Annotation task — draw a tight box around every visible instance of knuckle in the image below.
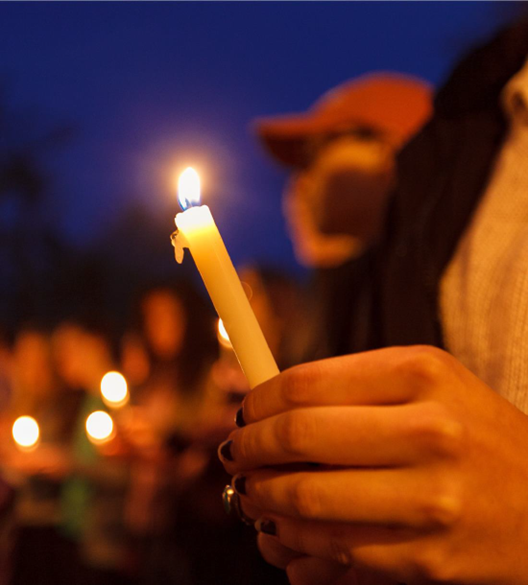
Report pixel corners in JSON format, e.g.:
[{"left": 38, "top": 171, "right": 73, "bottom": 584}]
[
  {"left": 276, "top": 410, "right": 314, "bottom": 457},
  {"left": 232, "top": 430, "right": 247, "bottom": 461},
  {"left": 243, "top": 393, "right": 257, "bottom": 422},
  {"left": 411, "top": 403, "right": 465, "bottom": 458},
  {"left": 418, "top": 483, "right": 462, "bottom": 529},
  {"left": 234, "top": 429, "right": 256, "bottom": 466},
  {"left": 394, "top": 346, "right": 449, "bottom": 387},
  {"left": 289, "top": 475, "right": 322, "bottom": 519},
  {"left": 327, "top": 534, "right": 353, "bottom": 566},
  {"left": 281, "top": 364, "right": 319, "bottom": 407},
  {"left": 410, "top": 544, "right": 452, "bottom": 584}
]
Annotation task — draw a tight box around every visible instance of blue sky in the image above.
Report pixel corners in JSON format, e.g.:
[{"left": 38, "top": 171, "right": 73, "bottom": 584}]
[{"left": 0, "top": 1, "right": 517, "bottom": 270}]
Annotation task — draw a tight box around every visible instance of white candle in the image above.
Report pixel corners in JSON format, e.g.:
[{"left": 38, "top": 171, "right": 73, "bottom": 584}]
[{"left": 172, "top": 168, "right": 279, "bottom": 389}]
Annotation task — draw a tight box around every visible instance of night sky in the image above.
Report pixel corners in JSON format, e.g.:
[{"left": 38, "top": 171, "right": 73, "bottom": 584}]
[{"left": 0, "top": 2, "right": 518, "bottom": 273}]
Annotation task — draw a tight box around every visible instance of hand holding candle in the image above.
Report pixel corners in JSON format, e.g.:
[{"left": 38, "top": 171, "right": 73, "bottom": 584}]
[{"left": 171, "top": 167, "right": 279, "bottom": 389}]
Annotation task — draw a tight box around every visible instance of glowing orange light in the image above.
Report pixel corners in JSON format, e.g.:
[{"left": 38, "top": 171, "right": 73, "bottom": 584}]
[
  {"left": 217, "top": 318, "right": 232, "bottom": 349},
  {"left": 100, "top": 371, "right": 129, "bottom": 408},
  {"left": 12, "top": 416, "right": 40, "bottom": 450},
  {"left": 86, "top": 411, "right": 115, "bottom": 444},
  {"left": 177, "top": 167, "right": 201, "bottom": 210}
]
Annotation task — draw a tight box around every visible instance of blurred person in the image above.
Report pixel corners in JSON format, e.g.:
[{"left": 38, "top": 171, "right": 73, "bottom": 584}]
[
  {"left": 10, "top": 327, "right": 57, "bottom": 424},
  {"left": 123, "top": 282, "right": 218, "bottom": 443},
  {"left": 7, "top": 327, "right": 65, "bottom": 525},
  {"left": 124, "top": 282, "right": 288, "bottom": 585},
  {"left": 220, "top": 19, "right": 528, "bottom": 585},
  {"left": 5, "top": 326, "right": 79, "bottom": 585},
  {"left": 121, "top": 283, "right": 219, "bottom": 583},
  {"left": 51, "top": 320, "right": 130, "bottom": 585},
  {"left": 256, "top": 73, "right": 432, "bottom": 264},
  {"left": 255, "top": 73, "right": 432, "bottom": 357}
]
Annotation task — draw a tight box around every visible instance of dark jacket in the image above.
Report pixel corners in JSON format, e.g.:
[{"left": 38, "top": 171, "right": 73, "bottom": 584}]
[{"left": 358, "top": 21, "right": 528, "bottom": 352}]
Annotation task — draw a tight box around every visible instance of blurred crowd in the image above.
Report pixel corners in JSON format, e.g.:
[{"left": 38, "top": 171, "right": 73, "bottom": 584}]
[{"left": 0, "top": 270, "right": 306, "bottom": 585}]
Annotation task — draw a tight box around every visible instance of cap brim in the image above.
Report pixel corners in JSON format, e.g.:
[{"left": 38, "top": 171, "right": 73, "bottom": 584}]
[
  {"left": 254, "top": 114, "right": 369, "bottom": 168},
  {"left": 254, "top": 73, "right": 433, "bottom": 168}
]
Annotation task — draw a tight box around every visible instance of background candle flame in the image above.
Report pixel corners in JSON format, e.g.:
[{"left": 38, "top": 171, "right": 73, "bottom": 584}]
[
  {"left": 86, "top": 411, "right": 115, "bottom": 444},
  {"left": 217, "top": 318, "right": 232, "bottom": 348},
  {"left": 178, "top": 167, "right": 201, "bottom": 210},
  {"left": 12, "top": 416, "right": 40, "bottom": 450},
  {"left": 100, "top": 371, "right": 129, "bottom": 408}
]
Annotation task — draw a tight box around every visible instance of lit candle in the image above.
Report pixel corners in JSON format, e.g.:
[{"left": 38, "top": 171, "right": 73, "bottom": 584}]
[
  {"left": 86, "top": 411, "right": 115, "bottom": 444},
  {"left": 12, "top": 416, "right": 40, "bottom": 451},
  {"left": 171, "top": 167, "right": 279, "bottom": 389},
  {"left": 100, "top": 371, "right": 129, "bottom": 409}
]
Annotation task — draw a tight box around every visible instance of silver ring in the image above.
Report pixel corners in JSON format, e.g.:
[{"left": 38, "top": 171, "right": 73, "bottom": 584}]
[{"left": 222, "top": 485, "right": 254, "bottom": 526}]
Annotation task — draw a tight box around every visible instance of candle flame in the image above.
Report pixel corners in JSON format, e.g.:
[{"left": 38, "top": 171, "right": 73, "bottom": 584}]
[
  {"left": 178, "top": 167, "right": 201, "bottom": 210},
  {"left": 86, "top": 411, "right": 115, "bottom": 444},
  {"left": 101, "top": 371, "right": 128, "bottom": 408},
  {"left": 12, "top": 416, "right": 40, "bottom": 450},
  {"left": 217, "top": 318, "right": 232, "bottom": 349}
]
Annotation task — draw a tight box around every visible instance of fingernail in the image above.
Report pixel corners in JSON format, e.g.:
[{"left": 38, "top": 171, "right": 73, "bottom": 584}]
[
  {"left": 255, "top": 518, "right": 276, "bottom": 536},
  {"left": 233, "top": 475, "right": 246, "bottom": 495},
  {"left": 218, "top": 440, "right": 234, "bottom": 462},
  {"left": 235, "top": 407, "right": 246, "bottom": 427}
]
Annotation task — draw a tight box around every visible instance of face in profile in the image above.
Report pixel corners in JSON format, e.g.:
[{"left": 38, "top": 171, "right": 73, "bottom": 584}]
[
  {"left": 292, "top": 133, "right": 396, "bottom": 241},
  {"left": 142, "top": 290, "right": 186, "bottom": 360}
]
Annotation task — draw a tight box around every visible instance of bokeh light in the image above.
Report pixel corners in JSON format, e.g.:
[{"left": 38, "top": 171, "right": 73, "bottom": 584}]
[
  {"left": 86, "top": 411, "right": 115, "bottom": 444},
  {"left": 100, "top": 371, "right": 129, "bottom": 408},
  {"left": 12, "top": 416, "right": 40, "bottom": 450}
]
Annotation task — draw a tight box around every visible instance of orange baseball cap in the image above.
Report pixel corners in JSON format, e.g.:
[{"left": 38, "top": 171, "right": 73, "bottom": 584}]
[{"left": 254, "top": 72, "right": 433, "bottom": 167}]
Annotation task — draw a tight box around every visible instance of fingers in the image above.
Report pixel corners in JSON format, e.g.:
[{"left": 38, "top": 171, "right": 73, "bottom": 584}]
[
  {"left": 257, "top": 536, "right": 360, "bottom": 585},
  {"left": 257, "top": 516, "right": 417, "bottom": 581},
  {"left": 237, "top": 498, "right": 262, "bottom": 524},
  {"left": 286, "top": 556, "right": 355, "bottom": 585},
  {"left": 236, "top": 467, "right": 456, "bottom": 529},
  {"left": 224, "top": 402, "right": 459, "bottom": 472},
  {"left": 242, "top": 346, "right": 453, "bottom": 424},
  {"left": 257, "top": 532, "right": 303, "bottom": 569}
]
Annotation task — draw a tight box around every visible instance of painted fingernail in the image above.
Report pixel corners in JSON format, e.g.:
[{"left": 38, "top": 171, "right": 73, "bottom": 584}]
[
  {"left": 255, "top": 518, "right": 276, "bottom": 536},
  {"left": 233, "top": 475, "right": 246, "bottom": 495},
  {"left": 218, "top": 440, "right": 234, "bottom": 462},
  {"left": 235, "top": 407, "right": 246, "bottom": 427}
]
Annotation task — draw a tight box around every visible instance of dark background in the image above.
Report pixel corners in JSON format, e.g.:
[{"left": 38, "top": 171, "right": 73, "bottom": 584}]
[{"left": 0, "top": 1, "right": 522, "bottom": 332}]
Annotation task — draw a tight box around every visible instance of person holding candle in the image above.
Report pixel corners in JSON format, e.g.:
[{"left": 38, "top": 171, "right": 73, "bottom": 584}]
[{"left": 218, "top": 18, "right": 528, "bottom": 585}]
